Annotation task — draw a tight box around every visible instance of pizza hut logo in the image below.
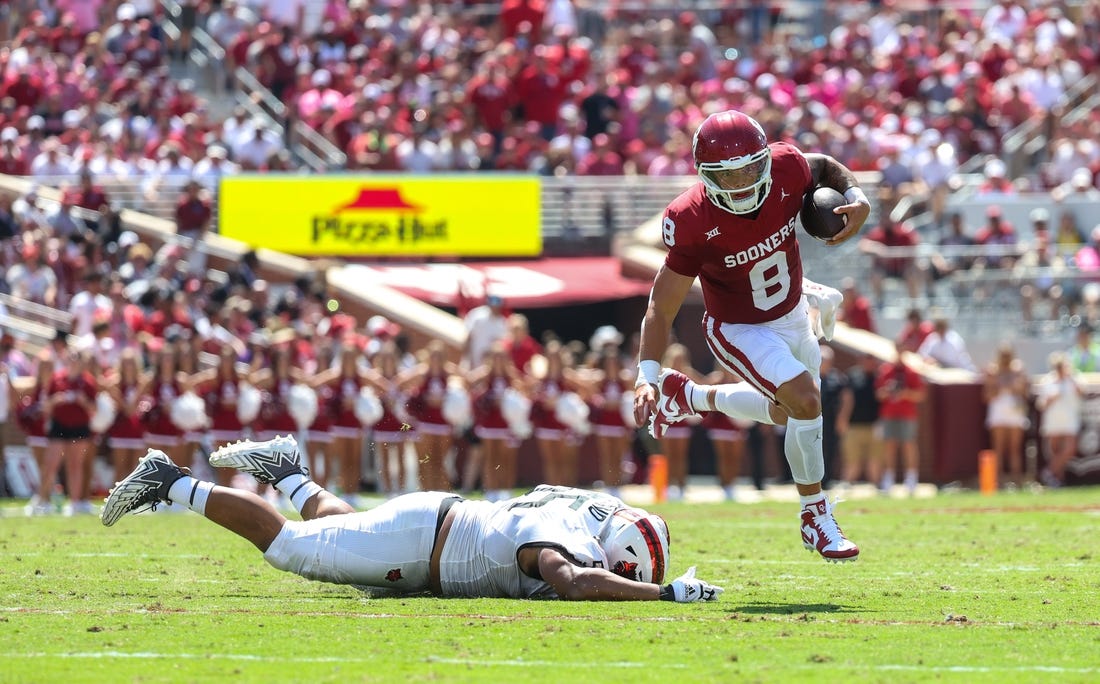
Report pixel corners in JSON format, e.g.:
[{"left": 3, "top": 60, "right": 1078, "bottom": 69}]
[
  {"left": 312, "top": 187, "right": 446, "bottom": 245},
  {"left": 385, "top": 568, "right": 403, "bottom": 582},
  {"left": 335, "top": 188, "right": 423, "bottom": 213}
]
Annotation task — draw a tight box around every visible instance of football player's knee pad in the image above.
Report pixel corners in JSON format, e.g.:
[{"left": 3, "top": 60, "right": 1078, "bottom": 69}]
[{"left": 784, "top": 416, "right": 825, "bottom": 485}]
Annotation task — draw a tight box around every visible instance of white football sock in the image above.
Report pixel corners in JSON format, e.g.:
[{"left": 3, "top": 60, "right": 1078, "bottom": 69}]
[
  {"left": 785, "top": 416, "right": 825, "bottom": 485},
  {"left": 274, "top": 473, "right": 324, "bottom": 515},
  {"left": 706, "top": 383, "right": 776, "bottom": 425},
  {"left": 689, "top": 384, "right": 713, "bottom": 411},
  {"left": 167, "top": 476, "right": 214, "bottom": 515},
  {"left": 800, "top": 492, "right": 827, "bottom": 508}
]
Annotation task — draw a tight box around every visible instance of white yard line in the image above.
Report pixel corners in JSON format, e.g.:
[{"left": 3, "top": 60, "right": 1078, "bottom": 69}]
[
  {"left": 0, "top": 652, "right": 686, "bottom": 668},
  {"left": 2, "top": 653, "right": 1095, "bottom": 674}
]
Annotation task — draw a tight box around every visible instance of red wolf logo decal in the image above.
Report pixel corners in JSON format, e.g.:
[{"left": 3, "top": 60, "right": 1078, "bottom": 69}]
[{"left": 612, "top": 560, "right": 639, "bottom": 581}]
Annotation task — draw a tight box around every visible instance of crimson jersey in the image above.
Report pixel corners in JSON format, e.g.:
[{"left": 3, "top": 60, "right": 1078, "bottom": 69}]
[
  {"left": 259, "top": 379, "right": 297, "bottom": 433},
  {"left": 662, "top": 142, "right": 813, "bottom": 324},
  {"left": 412, "top": 372, "right": 448, "bottom": 426},
  {"left": 207, "top": 375, "right": 244, "bottom": 432},
  {"left": 331, "top": 374, "right": 362, "bottom": 429},
  {"left": 532, "top": 377, "right": 566, "bottom": 430},
  {"left": 47, "top": 370, "right": 96, "bottom": 428},
  {"left": 110, "top": 378, "right": 145, "bottom": 439}
]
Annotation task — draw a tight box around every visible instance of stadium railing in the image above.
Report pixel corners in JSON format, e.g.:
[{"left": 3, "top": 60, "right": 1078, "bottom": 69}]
[{"left": 1003, "top": 73, "right": 1097, "bottom": 178}]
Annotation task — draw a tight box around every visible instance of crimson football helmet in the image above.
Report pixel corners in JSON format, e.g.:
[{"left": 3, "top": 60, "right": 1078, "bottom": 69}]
[
  {"left": 692, "top": 110, "right": 773, "bottom": 215},
  {"left": 600, "top": 507, "right": 671, "bottom": 584}
]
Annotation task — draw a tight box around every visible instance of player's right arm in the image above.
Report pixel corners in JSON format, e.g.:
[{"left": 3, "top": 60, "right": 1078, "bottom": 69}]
[
  {"left": 535, "top": 547, "right": 659, "bottom": 601},
  {"left": 534, "top": 548, "right": 723, "bottom": 602},
  {"left": 634, "top": 265, "right": 695, "bottom": 427}
]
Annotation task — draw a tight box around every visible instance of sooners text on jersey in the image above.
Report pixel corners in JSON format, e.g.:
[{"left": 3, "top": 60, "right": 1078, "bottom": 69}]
[{"left": 662, "top": 142, "right": 813, "bottom": 324}]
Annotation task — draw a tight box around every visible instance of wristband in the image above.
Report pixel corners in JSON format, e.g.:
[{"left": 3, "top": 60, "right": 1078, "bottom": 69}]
[
  {"left": 635, "top": 360, "right": 661, "bottom": 388},
  {"left": 659, "top": 584, "right": 675, "bottom": 601},
  {"left": 843, "top": 187, "right": 869, "bottom": 205}
]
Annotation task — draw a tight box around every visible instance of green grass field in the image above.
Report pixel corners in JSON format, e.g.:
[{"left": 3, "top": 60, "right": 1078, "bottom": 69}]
[{"left": 3, "top": 489, "right": 1100, "bottom": 683}]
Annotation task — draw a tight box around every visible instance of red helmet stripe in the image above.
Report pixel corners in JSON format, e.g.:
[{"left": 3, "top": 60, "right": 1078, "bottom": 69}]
[{"left": 635, "top": 517, "right": 665, "bottom": 584}]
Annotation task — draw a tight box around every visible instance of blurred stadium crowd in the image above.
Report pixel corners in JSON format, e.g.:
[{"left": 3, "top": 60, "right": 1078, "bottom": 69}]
[
  {"left": 1, "top": 0, "right": 1100, "bottom": 512},
  {"left": 0, "top": 1, "right": 1097, "bottom": 184}
]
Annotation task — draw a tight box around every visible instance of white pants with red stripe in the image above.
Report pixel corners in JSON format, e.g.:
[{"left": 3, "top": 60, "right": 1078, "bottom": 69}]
[{"left": 702, "top": 298, "right": 821, "bottom": 402}]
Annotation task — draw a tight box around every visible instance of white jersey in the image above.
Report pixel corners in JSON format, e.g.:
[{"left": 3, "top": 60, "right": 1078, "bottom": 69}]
[
  {"left": 263, "top": 487, "right": 632, "bottom": 599},
  {"left": 439, "top": 486, "right": 631, "bottom": 598}
]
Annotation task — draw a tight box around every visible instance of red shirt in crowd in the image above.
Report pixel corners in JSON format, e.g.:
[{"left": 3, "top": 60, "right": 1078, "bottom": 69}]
[
  {"left": 618, "top": 41, "right": 659, "bottom": 85},
  {"left": 875, "top": 361, "right": 924, "bottom": 421},
  {"left": 500, "top": 0, "right": 545, "bottom": 43},
  {"left": 896, "top": 320, "right": 935, "bottom": 353},
  {"left": 51, "top": 25, "right": 86, "bottom": 58},
  {"left": 176, "top": 195, "right": 213, "bottom": 233},
  {"left": 0, "top": 149, "right": 29, "bottom": 176},
  {"left": 466, "top": 74, "right": 514, "bottom": 133},
  {"left": 515, "top": 63, "right": 567, "bottom": 127},
  {"left": 48, "top": 369, "right": 96, "bottom": 429},
  {"left": 839, "top": 295, "right": 875, "bottom": 334},
  {"left": 72, "top": 183, "right": 109, "bottom": 211},
  {"left": 2, "top": 74, "right": 45, "bottom": 109},
  {"left": 863, "top": 221, "right": 919, "bottom": 277}
]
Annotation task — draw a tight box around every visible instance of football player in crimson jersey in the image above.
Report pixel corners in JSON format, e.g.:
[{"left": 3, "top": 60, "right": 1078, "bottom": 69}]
[
  {"left": 101, "top": 436, "right": 722, "bottom": 603},
  {"left": 633, "top": 110, "right": 871, "bottom": 563}
]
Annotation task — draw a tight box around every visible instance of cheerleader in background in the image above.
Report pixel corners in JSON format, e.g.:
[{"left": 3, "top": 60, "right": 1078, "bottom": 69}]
[
  {"left": 139, "top": 340, "right": 190, "bottom": 468},
  {"left": 583, "top": 346, "right": 635, "bottom": 496},
  {"left": 531, "top": 340, "right": 580, "bottom": 487},
  {"left": 193, "top": 345, "right": 248, "bottom": 486},
  {"left": 701, "top": 367, "right": 750, "bottom": 501},
  {"left": 468, "top": 342, "right": 528, "bottom": 501},
  {"left": 400, "top": 340, "right": 461, "bottom": 492},
  {"left": 43, "top": 350, "right": 97, "bottom": 515},
  {"left": 659, "top": 343, "right": 704, "bottom": 501},
  {"left": 315, "top": 344, "right": 368, "bottom": 504},
  {"left": 304, "top": 341, "right": 336, "bottom": 487},
  {"left": 81, "top": 345, "right": 111, "bottom": 504},
  {"left": 252, "top": 345, "right": 301, "bottom": 442},
  {"left": 364, "top": 342, "right": 412, "bottom": 497},
  {"left": 104, "top": 349, "right": 147, "bottom": 487},
  {"left": 176, "top": 335, "right": 206, "bottom": 468},
  {"left": 20, "top": 353, "right": 54, "bottom": 515}
]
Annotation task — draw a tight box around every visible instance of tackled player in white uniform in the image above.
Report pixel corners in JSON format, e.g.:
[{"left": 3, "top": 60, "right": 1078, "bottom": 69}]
[{"left": 101, "top": 436, "right": 721, "bottom": 603}]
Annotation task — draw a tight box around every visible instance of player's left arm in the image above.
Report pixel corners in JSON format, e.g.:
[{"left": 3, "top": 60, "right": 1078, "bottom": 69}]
[{"left": 804, "top": 152, "right": 871, "bottom": 246}]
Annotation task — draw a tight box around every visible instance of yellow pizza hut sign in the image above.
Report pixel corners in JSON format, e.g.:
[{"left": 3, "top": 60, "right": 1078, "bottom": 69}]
[{"left": 219, "top": 176, "right": 542, "bottom": 257}]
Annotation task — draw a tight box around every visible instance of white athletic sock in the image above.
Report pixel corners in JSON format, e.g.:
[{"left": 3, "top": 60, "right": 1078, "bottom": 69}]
[
  {"left": 167, "top": 476, "right": 214, "bottom": 515},
  {"left": 800, "top": 492, "right": 826, "bottom": 509},
  {"left": 273, "top": 473, "right": 324, "bottom": 515},
  {"left": 784, "top": 416, "right": 825, "bottom": 485},
  {"left": 689, "top": 384, "right": 714, "bottom": 411},
  {"left": 710, "top": 383, "right": 776, "bottom": 425}
]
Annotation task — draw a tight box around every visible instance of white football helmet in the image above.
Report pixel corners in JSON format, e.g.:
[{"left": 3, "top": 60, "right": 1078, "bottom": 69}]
[
  {"left": 692, "top": 110, "right": 773, "bottom": 215},
  {"left": 599, "top": 507, "right": 671, "bottom": 584}
]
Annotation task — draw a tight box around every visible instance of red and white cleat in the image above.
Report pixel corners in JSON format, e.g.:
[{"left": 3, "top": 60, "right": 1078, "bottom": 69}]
[
  {"left": 649, "top": 368, "right": 698, "bottom": 440},
  {"left": 800, "top": 497, "right": 859, "bottom": 562}
]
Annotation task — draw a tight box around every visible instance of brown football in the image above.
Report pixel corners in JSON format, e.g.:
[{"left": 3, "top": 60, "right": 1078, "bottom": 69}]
[{"left": 800, "top": 187, "right": 848, "bottom": 241}]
